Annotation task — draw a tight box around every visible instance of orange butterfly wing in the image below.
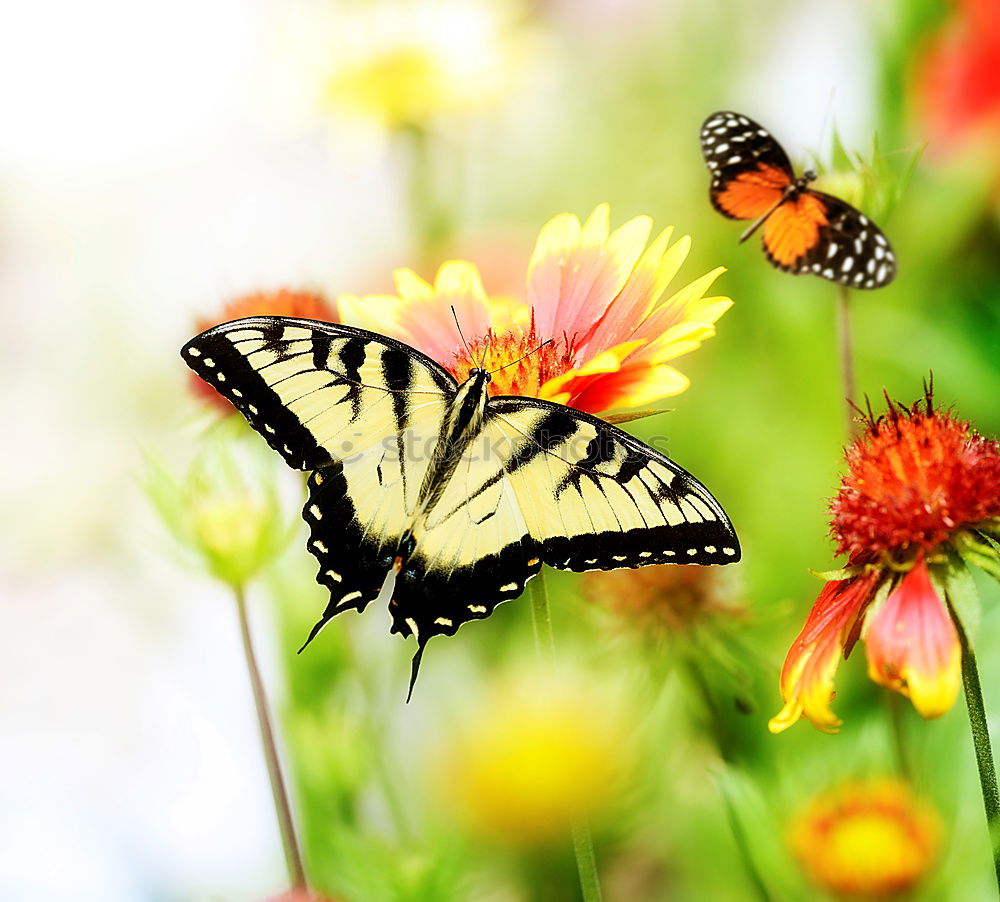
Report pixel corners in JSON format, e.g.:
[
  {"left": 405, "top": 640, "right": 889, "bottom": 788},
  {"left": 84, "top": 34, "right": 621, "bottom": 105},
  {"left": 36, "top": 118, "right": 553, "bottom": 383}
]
[
  {"left": 713, "top": 163, "right": 792, "bottom": 220},
  {"left": 761, "top": 192, "right": 830, "bottom": 268}
]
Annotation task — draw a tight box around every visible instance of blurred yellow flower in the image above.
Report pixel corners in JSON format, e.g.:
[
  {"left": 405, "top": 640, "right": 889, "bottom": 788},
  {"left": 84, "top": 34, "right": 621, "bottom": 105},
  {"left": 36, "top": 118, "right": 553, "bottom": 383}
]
[
  {"left": 145, "top": 435, "right": 290, "bottom": 588},
  {"left": 789, "top": 778, "right": 941, "bottom": 899},
  {"left": 340, "top": 205, "right": 731, "bottom": 413},
  {"left": 434, "top": 675, "right": 627, "bottom": 844},
  {"left": 318, "top": 0, "right": 532, "bottom": 130}
]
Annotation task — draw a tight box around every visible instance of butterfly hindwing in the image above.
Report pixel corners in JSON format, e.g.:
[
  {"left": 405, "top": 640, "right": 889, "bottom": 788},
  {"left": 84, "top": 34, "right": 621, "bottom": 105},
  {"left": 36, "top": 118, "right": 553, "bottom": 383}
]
[
  {"left": 701, "top": 111, "right": 794, "bottom": 220},
  {"left": 765, "top": 191, "right": 897, "bottom": 289}
]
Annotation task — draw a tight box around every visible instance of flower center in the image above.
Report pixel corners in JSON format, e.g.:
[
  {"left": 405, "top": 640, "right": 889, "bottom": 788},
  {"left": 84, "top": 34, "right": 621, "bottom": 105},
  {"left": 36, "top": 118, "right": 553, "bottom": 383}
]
[{"left": 447, "top": 325, "right": 578, "bottom": 398}]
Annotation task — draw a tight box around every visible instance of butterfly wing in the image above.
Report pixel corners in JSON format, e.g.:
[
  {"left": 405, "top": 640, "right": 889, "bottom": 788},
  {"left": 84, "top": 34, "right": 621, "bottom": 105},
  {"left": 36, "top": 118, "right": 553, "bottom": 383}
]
[
  {"left": 385, "top": 396, "right": 740, "bottom": 647},
  {"left": 761, "top": 191, "right": 897, "bottom": 289},
  {"left": 701, "top": 111, "right": 795, "bottom": 220},
  {"left": 182, "top": 316, "right": 458, "bottom": 635}
]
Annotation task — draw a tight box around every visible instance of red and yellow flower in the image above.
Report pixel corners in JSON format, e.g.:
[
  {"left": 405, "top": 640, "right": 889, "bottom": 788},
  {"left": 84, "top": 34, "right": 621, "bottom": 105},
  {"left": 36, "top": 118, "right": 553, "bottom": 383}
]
[
  {"left": 771, "top": 387, "right": 1000, "bottom": 733},
  {"left": 339, "top": 204, "right": 731, "bottom": 413},
  {"left": 789, "top": 778, "right": 941, "bottom": 899}
]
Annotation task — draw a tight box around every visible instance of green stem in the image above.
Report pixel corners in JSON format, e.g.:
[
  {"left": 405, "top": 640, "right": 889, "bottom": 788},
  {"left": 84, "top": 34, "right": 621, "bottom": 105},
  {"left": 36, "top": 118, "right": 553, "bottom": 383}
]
[
  {"left": 957, "top": 620, "right": 1000, "bottom": 891},
  {"left": 886, "top": 690, "right": 914, "bottom": 781},
  {"left": 836, "top": 284, "right": 856, "bottom": 437},
  {"left": 340, "top": 620, "right": 413, "bottom": 840},
  {"left": 528, "top": 574, "right": 604, "bottom": 902},
  {"left": 718, "top": 777, "right": 775, "bottom": 902},
  {"left": 235, "top": 584, "right": 307, "bottom": 891},
  {"left": 685, "top": 658, "right": 773, "bottom": 902}
]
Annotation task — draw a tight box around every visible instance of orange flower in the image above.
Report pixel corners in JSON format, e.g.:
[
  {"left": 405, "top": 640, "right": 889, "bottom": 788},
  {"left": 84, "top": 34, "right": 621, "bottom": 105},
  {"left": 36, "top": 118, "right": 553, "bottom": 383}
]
[
  {"left": 771, "top": 387, "right": 1000, "bottom": 733},
  {"left": 584, "top": 564, "right": 742, "bottom": 633},
  {"left": 190, "top": 289, "right": 335, "bottom": 413},
  {"left": 339, "top": 205, "right": 731, "bottom": 414},
  {"left": 789, "top": 778, "right": 941, "bottom": 899}
]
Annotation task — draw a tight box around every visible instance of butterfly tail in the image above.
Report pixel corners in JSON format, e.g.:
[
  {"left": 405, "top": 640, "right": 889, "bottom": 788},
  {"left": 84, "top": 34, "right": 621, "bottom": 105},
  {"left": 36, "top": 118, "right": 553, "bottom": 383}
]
[{"left": 406, "top": 639, "right": 428, "bottom": 704}]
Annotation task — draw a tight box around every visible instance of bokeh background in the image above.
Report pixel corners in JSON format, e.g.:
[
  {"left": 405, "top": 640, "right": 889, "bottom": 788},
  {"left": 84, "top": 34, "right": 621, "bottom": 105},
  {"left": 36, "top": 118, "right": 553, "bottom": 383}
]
[{"left": 2, "top": 0, "right": 999, "bottom": 899}]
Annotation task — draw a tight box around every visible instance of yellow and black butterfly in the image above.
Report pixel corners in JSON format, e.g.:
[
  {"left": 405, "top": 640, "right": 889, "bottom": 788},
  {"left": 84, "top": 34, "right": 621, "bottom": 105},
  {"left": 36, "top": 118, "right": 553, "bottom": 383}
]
[
  {"left": 701, "top": 111, "right": 897, "bottom": 289},
  {"left": 183, "top": 317, "right": 741, "bottom": 694}
]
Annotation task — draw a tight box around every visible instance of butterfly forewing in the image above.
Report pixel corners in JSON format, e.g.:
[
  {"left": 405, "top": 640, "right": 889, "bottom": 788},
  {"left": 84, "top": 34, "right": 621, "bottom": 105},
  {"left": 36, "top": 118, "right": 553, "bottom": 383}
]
[
  {"left": 383, "top": 397, "right": 741, "bottom": 646},
  {"left": 183, "top": 317, "right": 456, "bottom": 470},
  {"left": 701, "top": 111, "right": 794, "bottom": 220}
]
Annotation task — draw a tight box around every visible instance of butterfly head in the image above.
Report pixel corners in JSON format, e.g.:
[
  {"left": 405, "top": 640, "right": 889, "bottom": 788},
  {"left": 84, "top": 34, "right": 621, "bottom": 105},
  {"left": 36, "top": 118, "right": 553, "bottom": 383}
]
[{"left": 468, "top": 366, "right": 492, "bottom": 384}]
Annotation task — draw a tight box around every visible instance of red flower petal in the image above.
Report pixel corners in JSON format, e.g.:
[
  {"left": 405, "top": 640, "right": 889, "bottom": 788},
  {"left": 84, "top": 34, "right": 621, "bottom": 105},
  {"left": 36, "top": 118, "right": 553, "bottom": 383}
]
[{"left": 864, "top": 557, "right": 961, "bottom": 719}]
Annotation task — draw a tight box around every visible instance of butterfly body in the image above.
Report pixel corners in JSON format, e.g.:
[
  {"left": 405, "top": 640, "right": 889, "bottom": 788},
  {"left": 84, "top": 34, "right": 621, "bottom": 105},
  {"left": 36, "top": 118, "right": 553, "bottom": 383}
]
[
  {"left": 701, "top": 111, "right": 897, "bottom": 289},
  {"left": 183, "top": 317, "right": 740, "bottom": 691}
]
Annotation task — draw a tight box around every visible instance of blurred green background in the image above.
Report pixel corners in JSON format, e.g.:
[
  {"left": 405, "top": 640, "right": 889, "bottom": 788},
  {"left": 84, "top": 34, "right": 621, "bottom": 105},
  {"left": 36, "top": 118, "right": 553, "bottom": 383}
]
[{"left": 2, "top": 0, "right": 999, "bottom": 900}]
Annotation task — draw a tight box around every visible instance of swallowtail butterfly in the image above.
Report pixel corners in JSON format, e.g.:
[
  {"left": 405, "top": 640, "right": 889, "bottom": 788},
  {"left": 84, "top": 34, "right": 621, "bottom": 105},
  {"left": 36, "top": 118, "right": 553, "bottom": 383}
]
[{"left": 183, "top": 317, "right": 741, "bottom": 695}]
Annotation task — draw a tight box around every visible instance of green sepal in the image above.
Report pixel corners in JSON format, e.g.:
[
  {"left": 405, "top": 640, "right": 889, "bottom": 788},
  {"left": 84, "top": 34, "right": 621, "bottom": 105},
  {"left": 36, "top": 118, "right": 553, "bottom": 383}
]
[
  {"left": 955, "top": 530, "right": 1000, "bottom": 584},
  {"left": 808, "top": 564, "right": 868, "bottom": 582},
  {"left": 929, "top": 548, "right": 981, "bottom": 639}
]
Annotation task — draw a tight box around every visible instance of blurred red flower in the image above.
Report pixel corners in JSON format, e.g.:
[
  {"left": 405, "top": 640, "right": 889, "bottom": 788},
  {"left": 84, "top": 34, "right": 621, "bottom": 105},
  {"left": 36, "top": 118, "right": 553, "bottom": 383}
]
[
  {"left": 915, "top": 0, "right": 1000, "bottom": 156},
  {"left": 189, "top": 289, "right": 336, "bottom": 414}
]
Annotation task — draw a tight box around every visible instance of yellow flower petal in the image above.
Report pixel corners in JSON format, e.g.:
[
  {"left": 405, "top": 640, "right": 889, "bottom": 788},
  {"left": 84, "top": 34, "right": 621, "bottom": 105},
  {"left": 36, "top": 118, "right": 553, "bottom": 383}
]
[
  {"left": 394, "top": 267, "right": 434, "bottom": 300},
  {"left": 608, "top": 365, "right": 690, "bottom": 408},
  {"left": 337, "top": 292, "right": 405, "bottom": 333}
]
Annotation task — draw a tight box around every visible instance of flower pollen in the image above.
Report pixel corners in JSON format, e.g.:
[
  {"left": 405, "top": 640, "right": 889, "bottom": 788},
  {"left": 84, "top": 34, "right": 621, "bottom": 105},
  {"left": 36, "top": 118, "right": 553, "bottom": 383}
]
[
  {"left": 447, "top": 320, "right": 577, "bottom": 398},
  {"left": 832, "top": 390, "right": 1000, "bottom": 560}
]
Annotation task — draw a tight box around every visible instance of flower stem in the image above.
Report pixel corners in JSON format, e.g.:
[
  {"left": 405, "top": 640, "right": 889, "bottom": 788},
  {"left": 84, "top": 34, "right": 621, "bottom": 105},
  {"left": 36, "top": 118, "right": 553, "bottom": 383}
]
[
  {"left": 685, "top": 659, "right": 773, "bottom": 902},
  {"left": 836, "top": 284, "right": 856, "bottom": 437},
  {"left": 235, "top": 584, "right": 307, "bottom": 891},
  {"left": 957, "top": 619, "right": 1000, "bottom": 890},
  {"left": 886, "top": 690, "right": 914, "bottom": 781},
  {"left": 528, "top": 574, "right": 604, "bottom": 902}
]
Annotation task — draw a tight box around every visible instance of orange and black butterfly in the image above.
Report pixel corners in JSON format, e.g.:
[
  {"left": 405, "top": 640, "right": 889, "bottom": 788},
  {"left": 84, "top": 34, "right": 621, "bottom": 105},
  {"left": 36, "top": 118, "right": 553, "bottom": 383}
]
[{"left": 700, "top": 111, "right": 896, "bottom": 289}]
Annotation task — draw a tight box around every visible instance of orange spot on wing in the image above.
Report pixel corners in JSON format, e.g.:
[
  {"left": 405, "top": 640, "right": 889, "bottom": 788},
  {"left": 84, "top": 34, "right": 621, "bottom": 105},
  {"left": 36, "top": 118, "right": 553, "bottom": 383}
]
[
  {"left": 762, "top": 193, "right": 829, "bottom": 267},
  {"left": 714, "top": 163, "right": 790, "bottom": 219}
]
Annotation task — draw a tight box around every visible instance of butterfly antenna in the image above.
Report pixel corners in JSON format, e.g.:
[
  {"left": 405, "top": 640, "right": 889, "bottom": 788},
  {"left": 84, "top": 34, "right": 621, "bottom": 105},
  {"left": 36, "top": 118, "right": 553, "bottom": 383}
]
[
  {"left": 406, "top": 641, "right": 427, "bottom": 703},
  {"left": 488, "top": 338, "right": 552, "bottom": 375},
  {"left": 479, "top": 330, "right": 493, "bottom": 370},
  {"left": 451, "top": 305, "right": 473, "bottom": 360}
]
